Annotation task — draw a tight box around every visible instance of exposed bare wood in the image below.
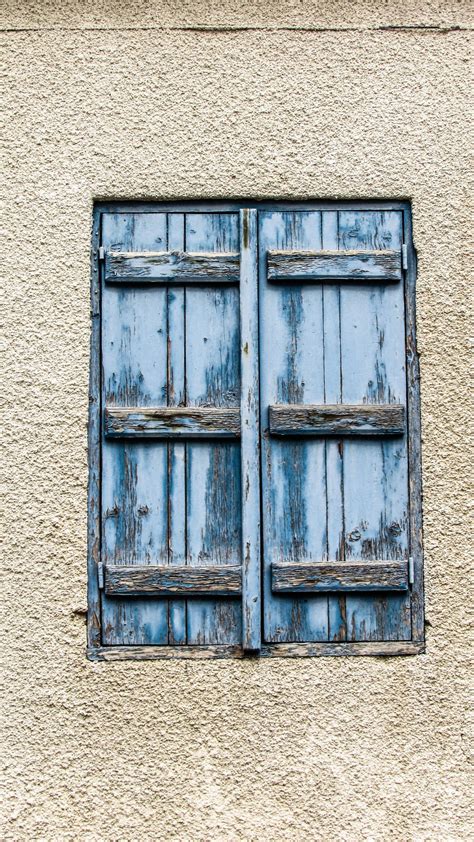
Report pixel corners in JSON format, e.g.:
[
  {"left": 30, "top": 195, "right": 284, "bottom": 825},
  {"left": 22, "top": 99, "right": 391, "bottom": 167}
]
[
  {"left": 105, "top": 564, "right": 242, "bottom": 596},
  {"left": 183, "top": 212, "right": 242, "bottom": 646},
  {"left": 269, "top": 403, "right": 405, "bottom": 436},
  {"left": 105, "top": 406, "right": 241, "bottom": 438},
  {"left": 403, "top": 209, "right": 425, "bottom": 645},
  {"left": 105, "top": 250, "right": 240, "bottom": 284},
  {"left": 240, "top": 209, "right": 261, "bottom": 650},
  {"left": 267, "top": 248, "right": 402, "bottom": 282},
  {"left": 272, "top": 560, "right": 408, "bottom": 592},
  {"left": 260, "top": 640, "right": 423, "bottom": 658},
  {"left": 88, "top": 640, "right": 424, "bottom": 661}
]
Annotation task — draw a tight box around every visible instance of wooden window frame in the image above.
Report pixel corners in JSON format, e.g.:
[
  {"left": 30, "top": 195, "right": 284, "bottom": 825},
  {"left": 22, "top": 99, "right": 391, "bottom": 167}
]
[{"left": 87, "top": 200, "right": 424, "bottom": 661}]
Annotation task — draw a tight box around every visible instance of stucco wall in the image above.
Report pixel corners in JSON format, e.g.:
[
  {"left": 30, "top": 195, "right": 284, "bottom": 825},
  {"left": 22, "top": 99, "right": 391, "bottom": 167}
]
[{"left": 2, "top": 2, "right": 472, "bottom": 839}]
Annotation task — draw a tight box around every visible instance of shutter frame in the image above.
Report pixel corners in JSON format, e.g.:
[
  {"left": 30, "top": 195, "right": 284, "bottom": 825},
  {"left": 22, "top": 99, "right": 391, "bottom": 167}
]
[{"left": 88, "top": 201, "right": 424, "bottom": 660}]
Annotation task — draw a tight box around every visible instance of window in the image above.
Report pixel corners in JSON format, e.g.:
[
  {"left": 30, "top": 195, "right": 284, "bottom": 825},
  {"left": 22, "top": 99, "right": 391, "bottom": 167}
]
[{"left": 88, "top": 202, "right": 423, "bottom": 660}]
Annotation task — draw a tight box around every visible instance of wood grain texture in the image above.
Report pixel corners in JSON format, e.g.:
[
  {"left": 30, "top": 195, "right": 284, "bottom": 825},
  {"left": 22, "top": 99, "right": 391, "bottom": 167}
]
[
  {"left": 269, "top": 403, "right": 405, "bottom": 436},
  {"left": 105, "top": 564, "right": 242, "bottom": 596},
  {"left": 105, "top": 249, "right": 239, "bottom": 284},
  {"left": 88, "top": 640, "right": 423, "bottom": 662},
  {"left": 167, "top": 213, "right": 187, "bottom": 644},
  {"left": 184, "top": 212, "right": 242, "bottom": 645},
  {"left": 259, "top": 208, "right": 412, "bottom": 645},
  {"left": 98, "top": 201, "right": 411, "bottom": 214},
  {"left": 338, "top": 210, "right": 411, "bottom": 642},
  {"left": 240, "top": 209, "right": 261, "bottom": 650},
  {"left": 272, "top": 560, "right": 408, "bottom": 592},
  {"left": 259, "top": 210, "right": 329, "bottom": 643},
  {"left": 267, "top": 248, "right": 402, "bottom": 282},
  {"left": 101, "top": 212, "right": 170, "bottom": 645},
  {"left": 403, "top": 208, "right": 425, "bottom": 645},
  {"left": 321, "top": 211, "right": 347, "bottom": 641},
  {"left": 105, "top": 406, "right": 241, "bottom": 438}
]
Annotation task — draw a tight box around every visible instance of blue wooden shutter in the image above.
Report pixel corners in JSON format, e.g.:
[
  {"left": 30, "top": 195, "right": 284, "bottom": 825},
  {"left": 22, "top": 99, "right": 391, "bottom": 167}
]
[
  {"left": 93, "top": 203, "right": 418, "bottom": 654},
  {"left": 99, "top": 210, "right": 260, "bottom": 648},
  {"left": 259, "top": 209, "right": 411, "bottom": 643}
]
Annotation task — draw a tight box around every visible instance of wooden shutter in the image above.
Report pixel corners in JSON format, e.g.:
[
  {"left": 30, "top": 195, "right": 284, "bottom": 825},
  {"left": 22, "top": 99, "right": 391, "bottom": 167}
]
[
  {"left": 89, "top": 202, "right": 422, "bottom": 658},
  {"left": 259, "top": 209, "right": 411, "bottom": 643},
  {"left": 99, "top": 210, "right": 260, "bottom": 648}
]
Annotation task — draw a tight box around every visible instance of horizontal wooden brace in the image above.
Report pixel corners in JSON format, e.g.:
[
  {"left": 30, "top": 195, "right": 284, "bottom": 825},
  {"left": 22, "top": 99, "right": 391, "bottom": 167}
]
[
  {"left": 105, "top": 407, "right": 241, "bottom": 439},
  {"left": 105, "top": 250, "right": 240, "bottom": 284},
  {"left": 105, "top": 564, "right": 242, "bottom": 596},
  {"left": 267, "top": 249, "right": 402, "bottom": 282},
  {"left": 88, "top": 640, "right": 424, "bottom": 662},
  {"left": 271, "top": 561, "right": 408, "bottom": 593},
  {"left": 268, "top": 404, "right": 405, "bottom": 436}
]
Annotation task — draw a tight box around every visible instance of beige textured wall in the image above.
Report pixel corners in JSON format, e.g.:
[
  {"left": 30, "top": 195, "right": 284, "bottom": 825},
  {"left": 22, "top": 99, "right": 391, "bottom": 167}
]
[{"left": 2, "top": 2, "right": 473, "bottom": 839}]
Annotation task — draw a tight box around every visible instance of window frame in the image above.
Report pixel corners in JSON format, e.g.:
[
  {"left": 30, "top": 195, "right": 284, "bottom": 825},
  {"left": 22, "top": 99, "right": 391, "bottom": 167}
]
[{"left": 87, "top": 200, "right": 424, "bottom": 661}]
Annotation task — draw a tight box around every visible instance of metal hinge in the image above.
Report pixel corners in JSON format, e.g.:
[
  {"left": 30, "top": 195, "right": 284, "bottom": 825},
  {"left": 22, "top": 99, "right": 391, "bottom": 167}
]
[
  {"left": 98, "top": 246, "right": 106, "bottom": 261},
  {"left": 402, "top": 244, "right": 408, "bottom": 271},
  {"left": 97, "top": 562, "right": 105, "bottom": 589},
  {"left": 408, "top": 556, "right": 415, "bottom": 586}
]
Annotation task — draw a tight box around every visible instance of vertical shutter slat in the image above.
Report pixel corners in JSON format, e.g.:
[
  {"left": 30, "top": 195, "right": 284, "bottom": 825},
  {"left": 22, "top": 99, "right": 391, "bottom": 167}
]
[
  {"left": 338, "top": 210, "right": 411, "bottom": 642},
  {"left": 167, "top": 212, "right": 187, "bottom": 645},
  {"left": 184, "top": 213, "right": 242, "bottom": 645},
  {"left": 321, "top": 210, "right": 346, "bottom": 642},
  {"left": 259, "top": 210, "right": 329, "bottom": 643},
  {"left": 101, "top": 212, "right": 170, "bottom": 645},
  {"left": 240, "top": 209, "right": 261, "bottom": 651}
]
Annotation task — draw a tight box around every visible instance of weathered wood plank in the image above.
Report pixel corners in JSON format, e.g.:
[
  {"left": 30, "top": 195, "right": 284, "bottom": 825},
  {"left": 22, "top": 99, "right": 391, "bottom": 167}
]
[
  {"left": 338, "top": 210, "right": 411, "bottom": 642},
  {"left": 97, "top": 200, "right": 411, "bottom": 215},
  {"left": 167, "top": 213, "right": 187, "bottom": 644},
  {"left": 403, "top": 208, "right": 425, "bottom": 645},
  {"left": 240, "top": 209, "right": 261, "bottom": 650},
  {"left": 105, "top": 564, "right": 242, "bottom": 596},
  {"left": 105, "top": 250, "right": 240, "bottom": 284},
  {"left": 259, "top": 210, "right": 329, "bottom": 644},
  {"left": 105, "top": 406, "right": 241, "bottom": 438},
  {"left": 269, "top": 403, "right": 405, "bottom": 436},
  {"left": 321, "top": 211, "right": 347, "bottom": 641},
  {"left": 184, "top": 213, "right": 242, "bottom": 645},
  {"left": 89, "top": 644, "right": 244, "bottom": 661},
  {"left": 267, "top": 248, "right": 402, "bottom": 282},
  {"left": 88, "top": 640, "right": 423, "bottom": 662},
  {"left": 101, "top": 212, "right": 169, "bottom": 645},
  {"left": 272, "top": 560, "right": 408, "bottom": 592}
]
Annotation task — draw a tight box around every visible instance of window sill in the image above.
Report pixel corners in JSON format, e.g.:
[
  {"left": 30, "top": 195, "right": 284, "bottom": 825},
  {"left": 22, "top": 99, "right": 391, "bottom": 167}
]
[{"left": 87, "top": 640, "right": 424, "bottom": 662}]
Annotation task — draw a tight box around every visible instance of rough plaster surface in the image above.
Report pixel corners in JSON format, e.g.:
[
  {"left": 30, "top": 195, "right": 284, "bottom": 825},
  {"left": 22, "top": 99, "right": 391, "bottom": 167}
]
[
  {"left": 2, "top": 1, "right": 473, "bottom": 30},
  {"left": 2, "top": 1, "right": 473, "bottom": 839}
]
